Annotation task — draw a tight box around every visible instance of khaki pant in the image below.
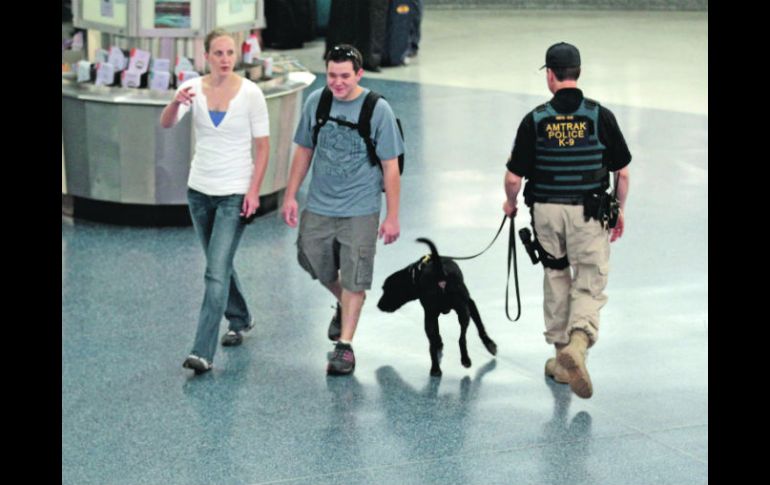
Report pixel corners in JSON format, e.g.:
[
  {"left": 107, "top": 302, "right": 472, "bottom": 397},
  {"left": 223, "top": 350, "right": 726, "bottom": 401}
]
[{"left": 533, "top": 203, "right": 610, "bottom": 347}]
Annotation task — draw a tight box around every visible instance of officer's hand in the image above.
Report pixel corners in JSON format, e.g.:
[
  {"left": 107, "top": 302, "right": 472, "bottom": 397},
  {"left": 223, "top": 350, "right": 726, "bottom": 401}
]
[
  {"left": 503, "top": 200, "right": 518, "bottom": 217},
  {"left": 610, "top": 209, "right": 625, "bottom": 242}
]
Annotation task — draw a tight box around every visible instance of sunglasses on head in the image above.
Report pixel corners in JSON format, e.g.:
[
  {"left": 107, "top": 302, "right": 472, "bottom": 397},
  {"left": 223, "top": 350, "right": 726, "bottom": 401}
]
[{"left": 328, "top": 45, "right": 360, "bottom": 62}]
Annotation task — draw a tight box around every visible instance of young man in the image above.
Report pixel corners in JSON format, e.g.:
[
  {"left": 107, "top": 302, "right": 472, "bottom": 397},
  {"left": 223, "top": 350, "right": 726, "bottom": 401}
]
[
  {"left": 503, "top": 42, "right": 631, "bottom": 398},
  {"left": 281, "top": 44, "right": 404, "bottom": 375}
]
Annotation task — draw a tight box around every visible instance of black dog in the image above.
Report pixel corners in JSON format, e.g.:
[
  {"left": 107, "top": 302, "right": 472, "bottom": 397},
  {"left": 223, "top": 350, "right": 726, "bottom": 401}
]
[{"left": 377, "top": 238, "right": 498, "bottom": 376}]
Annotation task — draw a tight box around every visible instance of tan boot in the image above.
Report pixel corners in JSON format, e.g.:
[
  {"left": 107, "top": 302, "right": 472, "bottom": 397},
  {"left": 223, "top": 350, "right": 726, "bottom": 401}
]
[
  {"left": 557, "top": 330, "right": 593, "bottom": 398},
  {"left": 545, "top": 357, "right": 570, "bottom": 384}
]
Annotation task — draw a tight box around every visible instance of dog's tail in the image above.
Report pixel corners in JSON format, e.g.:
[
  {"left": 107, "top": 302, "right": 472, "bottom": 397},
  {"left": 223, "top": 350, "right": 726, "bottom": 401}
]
[{"left": 416, "top": 237, "right": 447, "bottom": 278}]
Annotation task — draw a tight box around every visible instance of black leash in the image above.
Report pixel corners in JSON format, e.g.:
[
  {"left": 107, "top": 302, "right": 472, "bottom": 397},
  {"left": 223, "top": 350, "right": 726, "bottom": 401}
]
[
  {"left": 505, "top": 216, "right": 521, "bottom": 322},
  {"left": 445, "top": 215, "right": 522, "bottom": 322},
  {"left": 446, "top": 215, "right": 508, "bottom": 261}
]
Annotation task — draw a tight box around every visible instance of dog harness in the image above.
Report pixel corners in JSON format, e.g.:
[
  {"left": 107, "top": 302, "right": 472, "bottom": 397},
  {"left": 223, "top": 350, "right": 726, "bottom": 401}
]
[{"left": 409, "top": 254, "right": 447, "bottom": 291}]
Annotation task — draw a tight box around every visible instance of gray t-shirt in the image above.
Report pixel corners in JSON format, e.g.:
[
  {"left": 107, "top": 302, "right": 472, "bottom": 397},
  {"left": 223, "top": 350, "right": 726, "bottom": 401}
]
[{"left": 294, "top": 87, "right": 405, "bottom": 217}]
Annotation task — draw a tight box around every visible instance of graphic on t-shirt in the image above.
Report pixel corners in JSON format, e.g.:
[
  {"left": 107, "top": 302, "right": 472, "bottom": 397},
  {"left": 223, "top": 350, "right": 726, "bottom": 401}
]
[{"left": 316, "top": 117, "right": 368, "bottom": 178}]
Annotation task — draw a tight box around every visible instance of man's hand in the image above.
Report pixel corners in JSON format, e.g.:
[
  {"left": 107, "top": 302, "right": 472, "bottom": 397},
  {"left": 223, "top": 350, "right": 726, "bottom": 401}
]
[
  {"left": 378, "top": 216, "right": 400, "bottom": 244},
  {"left": 282, "top": 197, "right": 299, "bottom": 228}
]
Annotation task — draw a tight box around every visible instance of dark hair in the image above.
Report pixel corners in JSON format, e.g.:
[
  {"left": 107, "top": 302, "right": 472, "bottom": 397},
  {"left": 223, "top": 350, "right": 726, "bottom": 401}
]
[
  {"left": 325, "top": 44, "right": 363, "bottom": 72},
  {"left": 204, "top": 29, "right": 233, "bottom": 53},
  {"left": 551, "top": 66, "right": 581, "bottom": 82}
]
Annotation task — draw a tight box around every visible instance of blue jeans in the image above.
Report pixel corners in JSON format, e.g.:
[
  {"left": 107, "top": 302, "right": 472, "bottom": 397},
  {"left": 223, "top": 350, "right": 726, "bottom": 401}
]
[{"left": 187, "top": 188, "right": 252, "bottom": 362}]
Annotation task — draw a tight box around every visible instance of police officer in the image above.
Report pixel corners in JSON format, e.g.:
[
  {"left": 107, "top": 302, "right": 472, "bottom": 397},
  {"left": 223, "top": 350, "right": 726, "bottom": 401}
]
[{"left": 503, "top": 42, "right": 631, "bottom": 399}]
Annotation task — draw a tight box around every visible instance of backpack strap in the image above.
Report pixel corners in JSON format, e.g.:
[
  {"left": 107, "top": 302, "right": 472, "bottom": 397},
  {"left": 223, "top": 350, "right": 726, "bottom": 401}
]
[
  {"left": 313, "top": 88, "right": 403, "bottom": 174},
  {"left": 312, "top": 87, "right": 334, "bottom": 147},
  {"left": 394, "top": 118, "right": 404, "bottom": 174},
  {"left": 362, "top": 91, "right": 404, "bottom": 174},
  {"left": 358, "top": 91, "right": 382, "bottom": 166}
]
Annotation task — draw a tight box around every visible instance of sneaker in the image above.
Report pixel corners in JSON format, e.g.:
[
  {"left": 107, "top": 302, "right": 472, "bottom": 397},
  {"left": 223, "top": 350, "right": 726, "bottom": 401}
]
[
  {"left": 327, "top": 342, "right": 355, "bottom": 375},
  {"left": 183, "top": 354, "right": 212, "bottom": 375},
  {"left": 221, "top": 319, "right": 255, "bottom": 347},
  {"left": 327, "top": 303, "right": 342, "bottom": 341}
]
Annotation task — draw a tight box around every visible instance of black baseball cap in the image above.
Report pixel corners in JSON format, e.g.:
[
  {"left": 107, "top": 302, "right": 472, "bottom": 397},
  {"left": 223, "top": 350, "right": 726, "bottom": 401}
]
[{"left": 540, "top": 42, "right": 581, "bottom": 70}]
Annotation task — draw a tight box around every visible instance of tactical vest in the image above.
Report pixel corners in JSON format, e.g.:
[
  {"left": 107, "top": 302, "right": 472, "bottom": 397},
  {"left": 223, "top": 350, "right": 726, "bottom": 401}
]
[{"left": 529, "top": 99, "right": 608, "bottom": 204}]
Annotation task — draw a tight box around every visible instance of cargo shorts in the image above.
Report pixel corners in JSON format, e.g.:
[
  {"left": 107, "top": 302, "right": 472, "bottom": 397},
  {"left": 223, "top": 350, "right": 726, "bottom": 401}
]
[{"left": 296, "top": 210, "right": 379, "bottom": 292}]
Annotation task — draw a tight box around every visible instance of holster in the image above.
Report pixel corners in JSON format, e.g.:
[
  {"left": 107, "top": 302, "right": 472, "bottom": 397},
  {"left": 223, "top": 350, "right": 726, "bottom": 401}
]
[{"left": 584, "top": 192, "right": 620, "bottom": 229}]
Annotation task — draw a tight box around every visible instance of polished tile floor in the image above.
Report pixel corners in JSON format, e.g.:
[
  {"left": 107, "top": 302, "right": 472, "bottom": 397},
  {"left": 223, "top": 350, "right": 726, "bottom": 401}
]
[{"left": 62, "top": 8, "right": 708, "bottom": 485}]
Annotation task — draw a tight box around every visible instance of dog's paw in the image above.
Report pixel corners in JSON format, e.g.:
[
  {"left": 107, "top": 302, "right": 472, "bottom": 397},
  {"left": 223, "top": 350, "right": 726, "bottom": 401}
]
[
  {"left": 430, "top": 367, "right": 442, "bottom": 377},
  {"left": 485, "top": 340, "right": 498, "bottom": 356},
  {"left": 461, "top": 356, "right": 471, "bottom": 368}
]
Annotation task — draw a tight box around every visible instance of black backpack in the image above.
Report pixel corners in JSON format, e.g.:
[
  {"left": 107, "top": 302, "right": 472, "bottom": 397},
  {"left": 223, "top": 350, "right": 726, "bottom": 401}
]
[{"left": 311, "top": 87, "right": 404, "bottom": 174}]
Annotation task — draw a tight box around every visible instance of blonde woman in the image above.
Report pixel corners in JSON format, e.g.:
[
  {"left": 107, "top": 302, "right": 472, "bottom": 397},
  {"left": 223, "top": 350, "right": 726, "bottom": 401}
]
[{"left": 161, "top": 29, "right": 270, "bottom": 375}]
